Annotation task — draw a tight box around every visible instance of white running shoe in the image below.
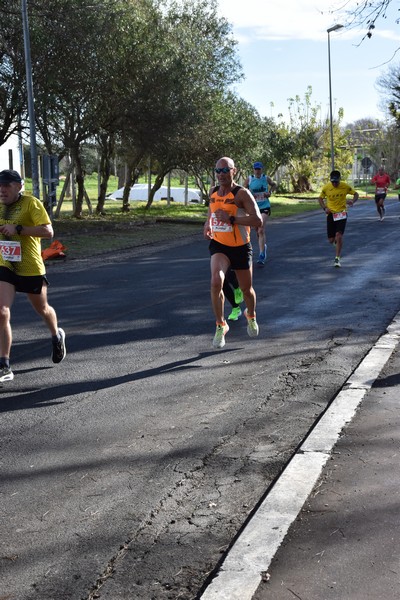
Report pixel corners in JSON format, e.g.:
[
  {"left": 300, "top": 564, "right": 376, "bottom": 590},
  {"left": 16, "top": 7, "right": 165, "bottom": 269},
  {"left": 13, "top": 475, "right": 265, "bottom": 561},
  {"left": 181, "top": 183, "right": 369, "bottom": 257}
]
[
  {"left": 212, "top": 323, "right": 229, "bottom": 349},
  {"left": 0, "top": 366, "right": 14, "bottom": 382},
  {"left": 52, "top": 328, "right": 66, "bottom": 363},
  {"left": 244, "top": 309, "right": 259, "bottom": 337}
]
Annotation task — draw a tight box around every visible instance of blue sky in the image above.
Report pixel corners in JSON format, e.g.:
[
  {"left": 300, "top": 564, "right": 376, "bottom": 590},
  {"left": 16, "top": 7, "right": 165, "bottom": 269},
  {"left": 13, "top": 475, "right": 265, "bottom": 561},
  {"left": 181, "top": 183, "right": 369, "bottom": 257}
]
[{"left": 217, "top": 0, "right": 400, "bottom": 125}]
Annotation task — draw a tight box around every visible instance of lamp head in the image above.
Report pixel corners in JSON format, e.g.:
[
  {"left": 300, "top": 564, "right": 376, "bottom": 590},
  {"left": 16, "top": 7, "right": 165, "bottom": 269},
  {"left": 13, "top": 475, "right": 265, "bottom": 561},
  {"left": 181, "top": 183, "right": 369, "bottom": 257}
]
[{"left": 327, "top": 23, "right": 344, "bottom": 33}]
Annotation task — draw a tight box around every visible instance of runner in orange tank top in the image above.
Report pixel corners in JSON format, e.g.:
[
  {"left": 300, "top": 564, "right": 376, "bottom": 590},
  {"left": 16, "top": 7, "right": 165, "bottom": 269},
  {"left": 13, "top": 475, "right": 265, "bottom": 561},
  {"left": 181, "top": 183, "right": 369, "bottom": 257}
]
[{"left": 203, "top": 156, "right": 263, "bottom": 349}]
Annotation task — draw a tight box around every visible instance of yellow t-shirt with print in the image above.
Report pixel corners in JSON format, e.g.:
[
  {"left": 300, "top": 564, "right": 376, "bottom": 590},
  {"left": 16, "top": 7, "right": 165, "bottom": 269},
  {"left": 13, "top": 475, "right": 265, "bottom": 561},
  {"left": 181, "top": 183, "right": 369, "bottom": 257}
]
[
  {"left": 319, "top": 181, "right": 356, "bottom": 213},
  {"left": 0, "top": 192, "right": 50, "bottom": 276}
]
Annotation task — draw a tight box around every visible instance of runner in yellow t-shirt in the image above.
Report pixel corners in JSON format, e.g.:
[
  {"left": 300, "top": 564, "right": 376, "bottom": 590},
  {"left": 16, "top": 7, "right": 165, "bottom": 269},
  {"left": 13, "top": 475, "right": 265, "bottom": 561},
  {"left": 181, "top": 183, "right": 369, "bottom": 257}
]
[
  {"left": 0, "top": 169, "right": 66, "bottom": 382},
  {"left": 318, "top": 170, "right": 359, "bottom": 268}
]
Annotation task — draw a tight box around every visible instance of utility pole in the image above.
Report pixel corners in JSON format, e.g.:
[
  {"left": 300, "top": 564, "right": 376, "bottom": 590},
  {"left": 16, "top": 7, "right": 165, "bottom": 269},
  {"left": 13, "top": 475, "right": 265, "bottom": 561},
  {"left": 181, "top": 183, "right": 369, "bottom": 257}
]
[
  {"left": 21, "top": 0, "right": 40, "bottom": 198},
  {"left": 327, "top": 24, "right": 343, "bottom": 172}
]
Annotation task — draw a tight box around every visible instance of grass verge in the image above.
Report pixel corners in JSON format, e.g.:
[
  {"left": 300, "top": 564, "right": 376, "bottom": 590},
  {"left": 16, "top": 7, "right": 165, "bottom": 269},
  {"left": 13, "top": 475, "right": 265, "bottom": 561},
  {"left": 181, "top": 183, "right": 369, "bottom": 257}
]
[{"left": 42, "top": 196, "right": 322, "bottom": 260}]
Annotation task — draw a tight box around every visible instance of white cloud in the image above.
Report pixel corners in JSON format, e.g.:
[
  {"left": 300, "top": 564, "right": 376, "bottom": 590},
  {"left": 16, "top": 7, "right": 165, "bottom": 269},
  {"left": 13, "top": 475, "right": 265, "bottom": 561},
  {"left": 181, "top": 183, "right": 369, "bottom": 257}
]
[
  {"left": 217, "top": 0, "right": 400, "bottom": 43},
  {"left": 218, "top": 0, "right": 341, "bottom": 37}
]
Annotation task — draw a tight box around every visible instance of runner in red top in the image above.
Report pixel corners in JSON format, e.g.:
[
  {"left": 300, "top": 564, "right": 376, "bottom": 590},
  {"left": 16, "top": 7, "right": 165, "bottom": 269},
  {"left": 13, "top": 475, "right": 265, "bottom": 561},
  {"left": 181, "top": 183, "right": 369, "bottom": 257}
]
[{"left": 371, "top": 167, "right": 391, "bottom": 221}]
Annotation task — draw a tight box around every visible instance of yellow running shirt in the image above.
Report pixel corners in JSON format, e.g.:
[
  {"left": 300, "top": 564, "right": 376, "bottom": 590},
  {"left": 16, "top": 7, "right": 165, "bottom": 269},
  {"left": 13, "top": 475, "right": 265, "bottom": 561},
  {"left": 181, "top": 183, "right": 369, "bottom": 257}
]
[
  {"left": 0, "top": 192, "right": 50, "bottom": 276},
  {"left": 319, "top": 181, "right": 356, "bottom": 213}
]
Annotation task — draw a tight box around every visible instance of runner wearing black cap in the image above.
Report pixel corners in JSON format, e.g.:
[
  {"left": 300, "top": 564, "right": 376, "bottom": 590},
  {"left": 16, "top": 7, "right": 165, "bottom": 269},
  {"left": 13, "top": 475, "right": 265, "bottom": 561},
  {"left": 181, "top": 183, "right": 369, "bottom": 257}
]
[
  {"left": 0, "top": 169, "right": 66, "bottom": 381},
  {"left": 318, "top": 170, "right": 359, "bottom": 268}
]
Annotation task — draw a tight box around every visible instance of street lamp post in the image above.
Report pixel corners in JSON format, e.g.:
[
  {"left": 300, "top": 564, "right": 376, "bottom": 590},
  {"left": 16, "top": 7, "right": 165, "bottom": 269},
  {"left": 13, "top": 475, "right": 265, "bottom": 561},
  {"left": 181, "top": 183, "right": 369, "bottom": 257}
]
[
  {"left": 21, "top": 0, "right": 40, "bottom": 198},
  {"left": 327, "top": 24, "right": 343, "bottom": 172}
]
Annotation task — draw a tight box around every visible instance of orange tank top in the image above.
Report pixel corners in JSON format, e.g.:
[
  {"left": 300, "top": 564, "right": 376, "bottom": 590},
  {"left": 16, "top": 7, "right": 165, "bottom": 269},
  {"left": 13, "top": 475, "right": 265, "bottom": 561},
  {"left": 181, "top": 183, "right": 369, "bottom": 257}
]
[{"left": 209, "top": 185, "right": 250, "bottom": 247}]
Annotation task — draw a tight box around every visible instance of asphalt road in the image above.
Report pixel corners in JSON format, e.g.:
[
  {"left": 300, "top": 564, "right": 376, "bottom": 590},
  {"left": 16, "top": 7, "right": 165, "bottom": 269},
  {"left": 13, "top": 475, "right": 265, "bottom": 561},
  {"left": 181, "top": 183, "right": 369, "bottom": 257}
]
[{"left": 1, "top": 197, "right": 400, "bottom": 600}]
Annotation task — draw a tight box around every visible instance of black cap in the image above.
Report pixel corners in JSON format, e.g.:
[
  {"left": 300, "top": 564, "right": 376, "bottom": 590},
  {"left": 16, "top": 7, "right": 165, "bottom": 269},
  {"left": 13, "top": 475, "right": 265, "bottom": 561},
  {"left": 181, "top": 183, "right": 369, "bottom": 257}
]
[
  {"left": 0, "top": 169, "right": 22, "bottom": 184},
  {"left": 330, "top": 169, "right": 341, "bottom": 182}
]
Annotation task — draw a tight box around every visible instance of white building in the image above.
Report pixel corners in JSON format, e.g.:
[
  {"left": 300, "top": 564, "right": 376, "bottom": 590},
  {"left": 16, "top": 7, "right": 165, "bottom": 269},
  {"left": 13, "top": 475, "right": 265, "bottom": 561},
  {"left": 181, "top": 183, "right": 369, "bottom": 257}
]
[{"left": 0, "top": 133, "right": 23, "bottom": 175}]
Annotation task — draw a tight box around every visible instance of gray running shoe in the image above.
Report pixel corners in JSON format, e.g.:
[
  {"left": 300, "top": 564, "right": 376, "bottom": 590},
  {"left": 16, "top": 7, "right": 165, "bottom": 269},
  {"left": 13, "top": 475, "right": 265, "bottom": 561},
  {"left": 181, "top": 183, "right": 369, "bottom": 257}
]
[
  {"left": 52, "top": 328, "right": 66, "bottom": 363},
  {"left": 0, "top": 366, "right": 14, "bottom": 382}
]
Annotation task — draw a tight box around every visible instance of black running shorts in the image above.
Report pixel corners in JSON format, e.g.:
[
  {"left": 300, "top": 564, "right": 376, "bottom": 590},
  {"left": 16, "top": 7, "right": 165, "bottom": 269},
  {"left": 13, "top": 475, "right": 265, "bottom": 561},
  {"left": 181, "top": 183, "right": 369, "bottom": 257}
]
[
  {"left": 209, "top": 240, "right": 253, "bottom": 270},
  {"left": 260, "top": 207, "right": 271, "bottom": 216},
  {"left": 0, "top": 266, "right": 49, "bottom": 294},
  {"left": 326, "top": 212, "right": 347, "bottom": 238}
]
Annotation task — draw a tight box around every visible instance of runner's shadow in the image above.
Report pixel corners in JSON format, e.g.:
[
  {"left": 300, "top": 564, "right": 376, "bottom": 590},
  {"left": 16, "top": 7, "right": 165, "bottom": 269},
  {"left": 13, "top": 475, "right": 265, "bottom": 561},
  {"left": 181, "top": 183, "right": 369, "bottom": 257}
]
[
  {"left": 372, "top": 373, "right": 400, "bottom": 388},
  {"left": 0, "top": 348, "right": 239, "bottom": 413}
]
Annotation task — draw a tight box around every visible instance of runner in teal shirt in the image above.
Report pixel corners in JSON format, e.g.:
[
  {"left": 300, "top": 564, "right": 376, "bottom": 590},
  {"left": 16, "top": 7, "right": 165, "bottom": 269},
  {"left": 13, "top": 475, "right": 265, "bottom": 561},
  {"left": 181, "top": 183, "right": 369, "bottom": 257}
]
[{"left": 244, "top": 162, "right": 276, "bottom": 266}]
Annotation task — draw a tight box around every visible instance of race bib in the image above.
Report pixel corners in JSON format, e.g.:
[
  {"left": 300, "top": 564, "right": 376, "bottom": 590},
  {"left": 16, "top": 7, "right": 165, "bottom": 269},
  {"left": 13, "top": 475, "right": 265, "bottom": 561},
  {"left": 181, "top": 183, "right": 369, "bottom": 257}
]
[
  {"left": 210, "top": 213, "right": 233, "bottom": 232},
  {"left": 253, "top": 192, "right": 266, "bottom": 201},
  {"left": 333, "top": 211, "right": 347, "bottom": 221},
  {"left": 376, "top": 187, "right": 386, "bottom": 194},
  {"left": 0, "top": 240, "right": 21, "bottom": 262}
]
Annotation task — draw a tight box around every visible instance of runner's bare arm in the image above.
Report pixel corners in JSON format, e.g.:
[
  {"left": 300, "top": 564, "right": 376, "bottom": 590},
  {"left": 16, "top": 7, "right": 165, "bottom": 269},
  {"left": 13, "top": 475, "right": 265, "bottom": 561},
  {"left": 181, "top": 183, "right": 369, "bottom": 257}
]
[
  {"left": 0, "top": 223, "right": 53, "bottom": 238},
  {"left": 235, "top": 188, "right": 263, "bottom": 227},
  {"left": 266, "top": 176, "right": 277, "bottom": 195},
  {"left": 213, "top": 189, "right": 262, "bottom": 227},
  {"left": 203, "top": 207, "right": 212, "bottom": 239},
  {"left": 318, "top": 195, "right": 328, "bottom": 212},
  {"left": 347, "top": 192, "right": 359, "bottom": 207}
]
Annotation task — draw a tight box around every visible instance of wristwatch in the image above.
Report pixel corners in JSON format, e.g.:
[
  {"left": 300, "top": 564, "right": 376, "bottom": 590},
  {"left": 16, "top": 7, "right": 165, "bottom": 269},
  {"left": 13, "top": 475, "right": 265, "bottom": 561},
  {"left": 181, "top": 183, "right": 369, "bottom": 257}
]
[
  {"left": 15, "top": 225, "right": 23, "bottom": 235},
  {"left": 229, "top": 216, "right": 236, "bottom": 225}
]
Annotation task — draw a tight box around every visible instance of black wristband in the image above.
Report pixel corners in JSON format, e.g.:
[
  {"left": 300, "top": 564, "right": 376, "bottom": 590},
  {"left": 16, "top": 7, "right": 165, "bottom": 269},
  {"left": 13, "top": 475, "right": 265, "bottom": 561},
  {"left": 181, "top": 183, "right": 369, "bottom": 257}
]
[{"left": 229, "top": 216, "right": 235, "bottom": 225}]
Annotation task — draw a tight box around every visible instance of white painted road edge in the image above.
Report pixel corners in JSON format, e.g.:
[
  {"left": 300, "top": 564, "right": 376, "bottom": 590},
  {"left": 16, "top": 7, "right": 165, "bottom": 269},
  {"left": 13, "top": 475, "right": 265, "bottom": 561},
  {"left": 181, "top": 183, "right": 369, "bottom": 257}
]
[{"left": 200, "top": 313, "right": 400, "bottom": 600}]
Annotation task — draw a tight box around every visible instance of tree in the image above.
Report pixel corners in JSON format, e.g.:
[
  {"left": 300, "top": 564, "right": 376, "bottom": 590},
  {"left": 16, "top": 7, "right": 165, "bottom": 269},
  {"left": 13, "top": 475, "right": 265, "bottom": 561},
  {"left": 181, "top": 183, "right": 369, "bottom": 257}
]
[
  {"left": 343, "top": 0, "right": 396, "bottom": 42},
  {"left": 281, "top": 88, "right": 323, "bottom": 192},
  {"left": 182, "top": 91, "right": 261, "bottom": 193},
  {"left": 377, "top": 63, "right": 400, "bottom": 121},
  {"left": 374, "top": 65, "right": 400, "bottom": 173},
  {"left": 29, "top": 0, "right": 137, "bottom": 217},
  {"left": 0, "top": 1, "right": 27, "bottom": 146},
  {"left": 115, "top": 0, "right": 242, "bottom": 210}
]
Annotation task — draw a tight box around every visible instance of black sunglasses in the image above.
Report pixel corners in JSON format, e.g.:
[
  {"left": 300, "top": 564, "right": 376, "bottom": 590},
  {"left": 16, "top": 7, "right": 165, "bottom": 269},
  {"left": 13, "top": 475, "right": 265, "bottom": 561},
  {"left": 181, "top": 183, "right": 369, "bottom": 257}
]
[{"left": 215, "top": 167, "right": 232, "bottom": 174}]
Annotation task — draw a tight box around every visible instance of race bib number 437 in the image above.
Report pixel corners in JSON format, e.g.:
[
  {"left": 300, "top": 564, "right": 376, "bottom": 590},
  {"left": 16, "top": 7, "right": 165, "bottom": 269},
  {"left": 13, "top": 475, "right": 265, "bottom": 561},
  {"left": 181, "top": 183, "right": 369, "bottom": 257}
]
[
  {"left": 0, "top": 240, "right": 22, "bottom": 261},
  {"left": 333, "top": 211, "right": 347, "bottom": 221}
]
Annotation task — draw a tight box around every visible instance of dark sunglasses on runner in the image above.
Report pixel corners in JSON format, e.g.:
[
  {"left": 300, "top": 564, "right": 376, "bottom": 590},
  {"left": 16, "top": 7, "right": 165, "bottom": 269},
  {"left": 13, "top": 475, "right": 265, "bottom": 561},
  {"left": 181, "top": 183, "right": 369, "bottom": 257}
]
[{"left": 215, "top": 167, "right": 232, "bottom": 174}]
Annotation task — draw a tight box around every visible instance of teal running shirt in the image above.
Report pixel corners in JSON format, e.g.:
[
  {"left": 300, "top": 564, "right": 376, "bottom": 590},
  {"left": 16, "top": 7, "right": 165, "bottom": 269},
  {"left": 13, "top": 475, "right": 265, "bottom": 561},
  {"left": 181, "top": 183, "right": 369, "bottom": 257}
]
[{"left": 248, "top": 174, "right": 270, "bottom": 210}]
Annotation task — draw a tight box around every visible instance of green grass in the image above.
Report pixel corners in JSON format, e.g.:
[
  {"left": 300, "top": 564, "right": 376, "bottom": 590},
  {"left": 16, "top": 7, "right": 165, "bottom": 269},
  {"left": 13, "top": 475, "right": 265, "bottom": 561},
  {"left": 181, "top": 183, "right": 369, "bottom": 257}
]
[
  {"left": 41, "top": 196, "right": 321, "bottom": 260},
  {"left": 48, "top": 221, "right": 202, "bottom": 259},
  {"left": 270, "top": 197, "right": 319, "bottom": 217},
  {"left": 32, "top": 174, "right": 321, "bottom": 259},
  {"left": 29, "top": 173, "right": 371, "bottom": 260}
]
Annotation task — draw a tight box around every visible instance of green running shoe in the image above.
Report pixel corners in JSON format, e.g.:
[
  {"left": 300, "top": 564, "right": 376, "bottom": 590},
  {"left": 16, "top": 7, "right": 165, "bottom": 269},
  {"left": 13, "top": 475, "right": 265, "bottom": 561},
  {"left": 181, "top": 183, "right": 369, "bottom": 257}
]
[
  {"left": 228, "top": 307, "right": 242, "bottom": 321},
  {"left": 233, "top": 287, "right": 243, "bottom": 305}
]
